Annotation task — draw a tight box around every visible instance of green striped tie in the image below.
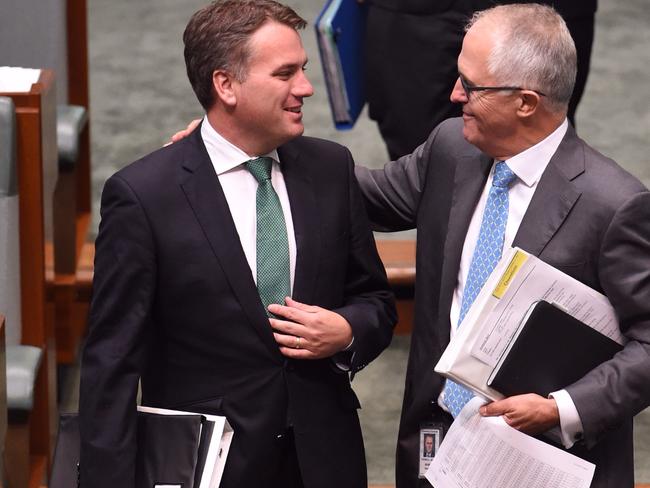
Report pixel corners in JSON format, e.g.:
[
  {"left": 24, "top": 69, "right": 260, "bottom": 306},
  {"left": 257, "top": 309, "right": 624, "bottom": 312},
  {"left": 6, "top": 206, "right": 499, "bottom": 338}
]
[{"left": 245, "top": 157, "right": 291, "bottom": 315}]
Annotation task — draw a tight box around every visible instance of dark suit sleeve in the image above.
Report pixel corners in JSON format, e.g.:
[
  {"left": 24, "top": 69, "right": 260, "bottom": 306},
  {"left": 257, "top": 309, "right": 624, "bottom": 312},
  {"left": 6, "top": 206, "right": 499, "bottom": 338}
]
[
  {"left": 565, "top": 190, "right": 650, "bottom": 448},
  {"left": 79, "top": 174, "right": 156, "bottom": 487},
  {"left": 354, "top": 123, "right": 443, "bottom": 232},
  {"left": 333, "top": 148, "right": 397, "bottom": 374}
]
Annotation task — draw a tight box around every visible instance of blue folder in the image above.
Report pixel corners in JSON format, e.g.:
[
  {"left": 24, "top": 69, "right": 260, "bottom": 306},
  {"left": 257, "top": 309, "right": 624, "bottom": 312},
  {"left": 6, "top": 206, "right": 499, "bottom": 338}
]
[{"left": 315, "top": 0, "right": 368, "bottom": 130}]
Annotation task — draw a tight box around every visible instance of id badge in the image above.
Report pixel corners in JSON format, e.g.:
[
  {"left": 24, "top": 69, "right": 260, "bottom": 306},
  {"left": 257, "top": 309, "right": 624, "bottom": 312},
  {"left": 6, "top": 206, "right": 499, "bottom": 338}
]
[{"left": 418, "top": 422, "right": 445, "bottom": 479}]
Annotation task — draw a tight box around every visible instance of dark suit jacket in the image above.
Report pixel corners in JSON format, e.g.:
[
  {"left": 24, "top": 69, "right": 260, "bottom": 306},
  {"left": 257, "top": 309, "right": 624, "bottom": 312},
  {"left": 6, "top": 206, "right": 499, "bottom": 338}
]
[
  {"left": 79, "top": 127, "right": 396, "bottom": 488},
  {"left": 356, "top": 117, "right": 650, "bottom": 488}
]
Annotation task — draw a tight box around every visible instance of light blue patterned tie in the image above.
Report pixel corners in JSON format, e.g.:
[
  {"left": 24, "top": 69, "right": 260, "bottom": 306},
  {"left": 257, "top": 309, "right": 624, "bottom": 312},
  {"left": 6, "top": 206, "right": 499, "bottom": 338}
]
[
  {"left": 443, "top": 161, "right": 516, "bottom": 417},
  {"left": 245, "top": 157, "right": 291, "bottom": 316}
]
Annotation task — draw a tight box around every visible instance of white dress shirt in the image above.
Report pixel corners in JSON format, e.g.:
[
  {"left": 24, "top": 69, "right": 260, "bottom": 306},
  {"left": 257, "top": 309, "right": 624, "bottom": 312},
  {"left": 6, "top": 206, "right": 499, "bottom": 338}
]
[
  {"left": 200, "top": 116, "right": 297, "bottom": 293},
  {"left": 201, "top": 117, "right": 354, "bottom": 361},
  {"left": 440, "top": 119, "right": 583, "bottom": 448}
]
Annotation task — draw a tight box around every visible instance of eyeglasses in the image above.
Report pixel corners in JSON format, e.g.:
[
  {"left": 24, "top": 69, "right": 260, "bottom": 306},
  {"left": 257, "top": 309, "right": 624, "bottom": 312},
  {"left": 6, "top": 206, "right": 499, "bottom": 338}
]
[{"left": 459, "top": 75, "right": 546, "bottom": 98}]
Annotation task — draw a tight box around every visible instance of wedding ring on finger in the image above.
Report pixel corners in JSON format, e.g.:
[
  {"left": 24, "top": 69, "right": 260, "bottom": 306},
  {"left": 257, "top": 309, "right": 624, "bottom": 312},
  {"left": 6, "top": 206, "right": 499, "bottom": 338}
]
[{"left": 294, "top": 336, "right": 302, "bottom": 349}]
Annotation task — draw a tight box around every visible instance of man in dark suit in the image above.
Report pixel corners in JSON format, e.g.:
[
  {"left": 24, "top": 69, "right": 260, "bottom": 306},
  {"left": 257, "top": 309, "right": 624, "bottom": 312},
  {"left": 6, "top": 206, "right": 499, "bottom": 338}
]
[
  {"left": 357, "top": 4, "right": 650, "bottom": 487},
  {"left": 79, "top": 2, "right": 396, "bottom": 487}
]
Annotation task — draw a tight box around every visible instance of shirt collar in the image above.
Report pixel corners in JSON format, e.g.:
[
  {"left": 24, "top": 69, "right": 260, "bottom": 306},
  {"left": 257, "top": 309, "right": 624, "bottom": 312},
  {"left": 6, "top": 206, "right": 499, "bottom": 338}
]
[
  {"left": 500, "top": 118, "right": 568, "bottom": 187},
  {"left": 200, "top": 115, "right": 279, "bottom": 175}
]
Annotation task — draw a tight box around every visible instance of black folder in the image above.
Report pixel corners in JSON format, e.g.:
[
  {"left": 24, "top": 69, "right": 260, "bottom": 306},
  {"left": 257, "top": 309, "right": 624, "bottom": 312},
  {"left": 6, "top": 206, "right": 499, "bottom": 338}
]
[
  {"left": 50, "top": 411, "right": 210, "bottom": 488},
  {"left": 487, "top": 300, "right": 623, "bottom": 398},
  {"left": 135, "top": 412, "right": 205, "bottom": 488}
]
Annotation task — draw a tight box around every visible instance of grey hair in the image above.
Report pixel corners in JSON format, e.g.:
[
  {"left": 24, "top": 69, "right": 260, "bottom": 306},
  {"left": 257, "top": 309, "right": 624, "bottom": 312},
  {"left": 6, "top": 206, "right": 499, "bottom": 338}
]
[{"left": 467, "top": 4, "right": 577, "bottom": 113}]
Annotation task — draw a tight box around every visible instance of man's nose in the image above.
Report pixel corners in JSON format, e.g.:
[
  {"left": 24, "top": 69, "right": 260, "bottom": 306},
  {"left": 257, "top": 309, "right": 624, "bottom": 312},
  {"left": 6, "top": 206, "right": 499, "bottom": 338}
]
[
  {"left": 450, "top": 77, "right": 467, "bottom": 104},
  {"left": 294, "top": 70, "right": 314, "bottom": 98}
]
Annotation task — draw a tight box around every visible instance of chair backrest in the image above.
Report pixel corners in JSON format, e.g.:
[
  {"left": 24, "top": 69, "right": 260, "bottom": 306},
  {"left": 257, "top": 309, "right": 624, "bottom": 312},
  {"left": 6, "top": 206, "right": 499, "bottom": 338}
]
[{"left": 0, "top": 97, "right": 22, "bottom": 345}]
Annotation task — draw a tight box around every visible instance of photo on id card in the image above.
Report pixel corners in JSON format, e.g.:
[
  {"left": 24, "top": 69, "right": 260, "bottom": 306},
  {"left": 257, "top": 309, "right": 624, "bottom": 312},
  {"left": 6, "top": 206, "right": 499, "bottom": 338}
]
[{"left": 418, "top": 424, "right": 443, "bottom": 479}]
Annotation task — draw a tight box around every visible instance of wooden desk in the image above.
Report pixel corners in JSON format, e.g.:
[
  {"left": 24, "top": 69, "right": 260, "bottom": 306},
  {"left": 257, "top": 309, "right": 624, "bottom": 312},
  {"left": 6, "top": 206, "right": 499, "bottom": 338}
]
[{"left": 376, "top": 240, "right": 416, "bottom": 335}]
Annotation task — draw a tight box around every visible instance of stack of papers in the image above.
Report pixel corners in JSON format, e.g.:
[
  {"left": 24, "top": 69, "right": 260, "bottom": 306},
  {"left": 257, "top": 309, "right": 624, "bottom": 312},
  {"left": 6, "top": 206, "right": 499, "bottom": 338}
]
[
  {"left": 426, "top": 398, "right": 595, "bottom": 488},
  {"left": 0, "top": 67, "right": 41, "bottom": 92},
  {"left": 435, "top": 247, "right": 624, "bottom": 400}
]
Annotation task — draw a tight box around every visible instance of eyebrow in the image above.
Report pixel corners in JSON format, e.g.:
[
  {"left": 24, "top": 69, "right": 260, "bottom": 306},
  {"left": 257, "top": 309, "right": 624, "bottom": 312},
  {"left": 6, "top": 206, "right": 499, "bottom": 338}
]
[
  {"left": 271, "top": 59, "right": 308, "bottom": 74},
  {"left": 458, "top": 71, "right": 475, "bottom": 86}
]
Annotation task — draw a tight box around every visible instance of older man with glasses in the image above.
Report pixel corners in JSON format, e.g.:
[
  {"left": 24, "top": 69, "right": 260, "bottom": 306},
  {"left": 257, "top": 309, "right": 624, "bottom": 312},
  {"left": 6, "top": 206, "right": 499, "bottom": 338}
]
[{"left": 357, "top": 4, "right": 650, "bottom": 488}]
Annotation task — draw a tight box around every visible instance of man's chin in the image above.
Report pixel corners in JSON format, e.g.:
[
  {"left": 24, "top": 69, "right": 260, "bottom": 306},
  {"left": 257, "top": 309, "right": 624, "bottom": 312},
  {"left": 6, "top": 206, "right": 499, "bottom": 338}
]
[
  {"left": 289, "top": 124, "right": 305, "bottom": 139},
  {"left": 461, "top": 122, "right": 474, "bottom": 144},
  {"left": 275, "top": 126, "right": 305, "bottom": 147}
]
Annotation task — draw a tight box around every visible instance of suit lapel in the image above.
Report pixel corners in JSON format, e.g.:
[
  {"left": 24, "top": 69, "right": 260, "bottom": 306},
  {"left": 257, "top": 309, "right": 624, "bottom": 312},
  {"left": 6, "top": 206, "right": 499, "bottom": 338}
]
[
  {"left": 513, "top": 125, "right": 584, "bottom": 255},
  {"left": 438, "top": 153, "right": 493, "bottom": 328},
  {"left": 179, "top": 127, "right": 283, "bottom": 360},
  {"left": 278, "top": 142, "right": 320, "bottom": 304},
  {"left": 436, "top": 125, "right": 583, "bottom": 333}
]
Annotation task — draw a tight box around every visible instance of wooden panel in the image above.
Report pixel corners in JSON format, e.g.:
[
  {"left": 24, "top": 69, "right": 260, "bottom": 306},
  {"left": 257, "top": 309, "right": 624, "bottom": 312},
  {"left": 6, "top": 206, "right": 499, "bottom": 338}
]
[
  {"left": 66, "top": 0, "right": 92, "bottom": 218},
  {"left": 48, "top": 0, "right": 92, "bottom": 367},
  {"left": 2, "top": 70, "right": 59, "bottom": 477},
  {"left": 376, "top": 240, "right": 416, "bottom": 286},
  {"left": 376, "top": 240, "right": 416, "bottom": 334},
  {"left": 66, "top": 0, "right": 89, "bottom": 108}
]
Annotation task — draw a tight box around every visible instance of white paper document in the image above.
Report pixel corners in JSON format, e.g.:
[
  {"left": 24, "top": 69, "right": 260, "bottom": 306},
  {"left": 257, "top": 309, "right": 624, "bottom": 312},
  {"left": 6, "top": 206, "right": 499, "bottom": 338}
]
[
  {"left": 435, "top": 247, "right": 623, "bottom": 400},
  {"left": 425, "top": 398, "right": 595, "bottom": 488},
  {"left": 0, "top": 67, "right": 41, "bottom": 92}
]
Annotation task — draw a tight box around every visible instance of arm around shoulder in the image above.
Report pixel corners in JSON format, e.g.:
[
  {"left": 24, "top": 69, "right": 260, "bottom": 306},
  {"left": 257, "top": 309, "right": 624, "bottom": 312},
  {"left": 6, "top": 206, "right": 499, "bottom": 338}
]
[{"left": 354, "top": 120, "right": 451, "bottom": 231}]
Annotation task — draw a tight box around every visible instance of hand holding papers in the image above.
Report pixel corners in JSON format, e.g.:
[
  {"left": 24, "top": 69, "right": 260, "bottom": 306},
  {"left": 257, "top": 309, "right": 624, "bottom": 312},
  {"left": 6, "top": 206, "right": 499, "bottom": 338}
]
[
  {"left": 425, "top": 398, "right": 595, "bottom": 488},
  {"left": 487, "top": 300, "right": 623, "bottom": 398},
  {"left": 435, "top": 247, "right": 624, "bottom": 401}
]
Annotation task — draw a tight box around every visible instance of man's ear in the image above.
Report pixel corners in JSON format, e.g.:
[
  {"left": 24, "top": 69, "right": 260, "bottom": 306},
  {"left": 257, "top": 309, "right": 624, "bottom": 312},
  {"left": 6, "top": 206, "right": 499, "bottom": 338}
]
[
  {"left": 213, "top": 70, "right": 238, "bottom": 107},
  {"left": 516, "top": 91, "right": 541, "bottom": 119}
]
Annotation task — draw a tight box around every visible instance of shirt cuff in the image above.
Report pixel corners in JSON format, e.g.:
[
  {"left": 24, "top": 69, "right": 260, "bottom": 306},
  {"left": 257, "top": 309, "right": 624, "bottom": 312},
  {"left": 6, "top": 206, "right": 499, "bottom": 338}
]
[
  {"left": 333, "top": 351, "right": 353, "bottom": 371},
  {"left": 332, "top": 336, "right": 355, "bottom": 371},
  {"left": 549, "top": 389, "right": 583, "bottom": 448}
]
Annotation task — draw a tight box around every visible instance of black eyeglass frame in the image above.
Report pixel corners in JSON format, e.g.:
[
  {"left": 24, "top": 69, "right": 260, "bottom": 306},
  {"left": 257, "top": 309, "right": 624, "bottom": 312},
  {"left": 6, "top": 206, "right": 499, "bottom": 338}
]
[{"left": 459, "top": 75, "right": 546, "bottom": 98}]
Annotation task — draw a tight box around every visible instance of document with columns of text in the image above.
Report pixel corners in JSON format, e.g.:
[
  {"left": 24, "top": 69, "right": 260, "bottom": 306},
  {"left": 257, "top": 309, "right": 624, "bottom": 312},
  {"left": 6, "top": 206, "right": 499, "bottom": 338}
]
[{"left": 426, "top": 398, "right": 595, "bottom": 488}]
